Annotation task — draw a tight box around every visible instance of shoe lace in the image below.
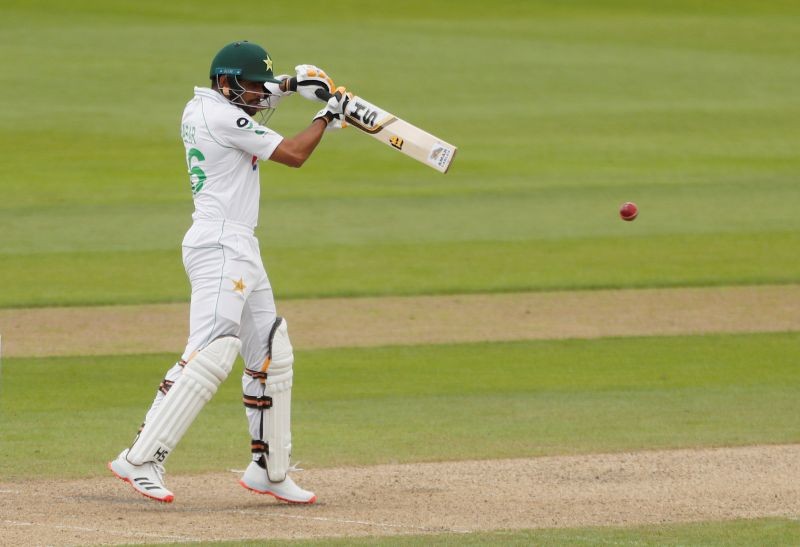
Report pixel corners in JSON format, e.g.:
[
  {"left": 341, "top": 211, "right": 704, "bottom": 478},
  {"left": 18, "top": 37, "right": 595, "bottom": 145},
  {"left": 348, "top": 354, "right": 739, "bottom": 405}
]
[
  {"left": 287, "top": 461, "right": 304, "bottom": 473},
  {"left": 151, "top": 462, "right": 167, "bottom": 483}
]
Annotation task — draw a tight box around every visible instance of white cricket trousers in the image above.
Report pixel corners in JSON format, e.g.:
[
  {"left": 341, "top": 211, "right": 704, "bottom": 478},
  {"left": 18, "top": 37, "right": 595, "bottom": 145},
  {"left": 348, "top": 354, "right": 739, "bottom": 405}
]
[
  {"left": 180, "top": 219, "right": 276, "bottom": 366},
  {"left": 142, "top": 219, "right": 278, "bottom": 450}
]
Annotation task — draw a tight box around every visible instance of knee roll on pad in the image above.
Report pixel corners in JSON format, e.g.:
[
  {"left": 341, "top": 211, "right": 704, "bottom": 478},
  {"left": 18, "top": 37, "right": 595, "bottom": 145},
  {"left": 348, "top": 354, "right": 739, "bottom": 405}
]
[{"left": 127, "top": 335, "right": 241, "bottom": 465}]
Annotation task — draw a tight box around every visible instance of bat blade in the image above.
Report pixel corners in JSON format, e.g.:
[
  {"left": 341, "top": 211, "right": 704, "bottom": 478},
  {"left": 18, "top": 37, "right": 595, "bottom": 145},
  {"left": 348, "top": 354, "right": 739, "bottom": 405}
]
[{"left": 343, "top": 95, "right": 457, "bottom": 173}]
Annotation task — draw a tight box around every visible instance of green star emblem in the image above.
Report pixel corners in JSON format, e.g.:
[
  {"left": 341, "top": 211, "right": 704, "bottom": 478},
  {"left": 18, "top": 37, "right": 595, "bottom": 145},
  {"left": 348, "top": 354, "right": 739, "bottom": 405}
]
[{"left": 264, "top": 57, "right": 273, "bottom": 71}]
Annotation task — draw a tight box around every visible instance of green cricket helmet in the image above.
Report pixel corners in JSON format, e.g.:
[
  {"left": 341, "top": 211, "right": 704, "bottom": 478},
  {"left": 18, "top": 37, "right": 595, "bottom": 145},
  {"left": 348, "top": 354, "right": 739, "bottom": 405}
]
[{"left": 209, "top": 41, "right": 280, "bottom": 84}]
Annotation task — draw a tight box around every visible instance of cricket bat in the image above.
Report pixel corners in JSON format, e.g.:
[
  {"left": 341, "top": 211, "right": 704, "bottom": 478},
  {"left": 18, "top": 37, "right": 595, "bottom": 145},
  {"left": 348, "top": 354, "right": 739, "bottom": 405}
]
[
  {"left": 286, "top": 78, "right": 457, "bottom": 173},
  {"left": 339, "top": 94, "right": 457, "bottom": 173}
]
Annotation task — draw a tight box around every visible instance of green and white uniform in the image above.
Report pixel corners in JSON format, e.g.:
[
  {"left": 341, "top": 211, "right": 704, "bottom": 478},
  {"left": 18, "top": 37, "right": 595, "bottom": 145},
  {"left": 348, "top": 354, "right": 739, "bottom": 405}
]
[
  {"left": 143, "top": 87, "right": 284, "bottom": 443},
  {"left": 180, "top": 86, "right": 283, "bottom": 366},
  {"left": 182, "top": 87, "right": 282, "bottom": 227}
]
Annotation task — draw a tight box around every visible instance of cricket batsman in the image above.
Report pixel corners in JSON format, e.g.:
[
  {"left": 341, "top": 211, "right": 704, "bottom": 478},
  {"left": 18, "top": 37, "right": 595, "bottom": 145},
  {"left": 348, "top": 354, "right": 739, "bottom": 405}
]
[{"left": 109, "top": 40, "right": 347, "bottom": 503}]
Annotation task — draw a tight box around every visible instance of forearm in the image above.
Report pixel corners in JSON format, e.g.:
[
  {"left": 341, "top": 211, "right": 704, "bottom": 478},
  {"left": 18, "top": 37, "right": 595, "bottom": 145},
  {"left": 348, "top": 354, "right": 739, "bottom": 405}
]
[{"left": 269, "top": 118, "right": 328, "bottom": 168}]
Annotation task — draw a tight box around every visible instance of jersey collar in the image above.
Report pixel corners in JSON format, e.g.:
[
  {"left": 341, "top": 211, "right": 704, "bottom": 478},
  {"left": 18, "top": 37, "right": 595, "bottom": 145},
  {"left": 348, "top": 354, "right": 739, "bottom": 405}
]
[{"left": 194, "top": 86, "right": 228, "bottom": 104}]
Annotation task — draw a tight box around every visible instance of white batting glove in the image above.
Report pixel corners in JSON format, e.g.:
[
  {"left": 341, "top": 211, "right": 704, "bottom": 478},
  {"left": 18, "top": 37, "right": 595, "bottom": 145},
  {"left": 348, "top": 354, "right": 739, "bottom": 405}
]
[
  {"left": 262, "top": 74, "right": 293, "bottom": 108},
  {"left": 295, "top": 64, "right": 335, "bottom": 103},
  {"left": 313, "top": 87, "right": 351, "bottom": 130}
]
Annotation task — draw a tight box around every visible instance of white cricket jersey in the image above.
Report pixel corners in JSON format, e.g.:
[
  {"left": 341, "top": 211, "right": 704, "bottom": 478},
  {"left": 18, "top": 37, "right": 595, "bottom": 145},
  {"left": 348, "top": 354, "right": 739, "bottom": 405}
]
[{"left": 180, "top": 87, "right": 283, "bottom": 229}]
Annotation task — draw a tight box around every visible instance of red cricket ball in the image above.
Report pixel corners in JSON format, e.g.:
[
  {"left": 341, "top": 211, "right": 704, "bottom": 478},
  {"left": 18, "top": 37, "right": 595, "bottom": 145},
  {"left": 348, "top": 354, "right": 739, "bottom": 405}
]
[{"left": 619, "top": 201, "right": 638, "bottom": 221}]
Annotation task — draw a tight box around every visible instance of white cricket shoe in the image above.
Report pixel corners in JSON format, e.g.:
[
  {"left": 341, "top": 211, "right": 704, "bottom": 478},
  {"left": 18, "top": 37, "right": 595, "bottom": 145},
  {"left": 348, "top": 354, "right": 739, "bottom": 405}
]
[
  {"left": 239, "top": 461, "right": 317, "bottom": 504},
  {"left": 108, "top": 449, "right": 174, "bottom": 503}
]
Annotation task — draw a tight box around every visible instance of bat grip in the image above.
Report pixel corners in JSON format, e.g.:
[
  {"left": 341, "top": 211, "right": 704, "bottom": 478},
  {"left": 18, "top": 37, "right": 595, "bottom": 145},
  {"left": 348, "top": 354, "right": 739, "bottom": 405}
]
[{"left": 315, "top": 88, "right": 334, "bottom": 101}]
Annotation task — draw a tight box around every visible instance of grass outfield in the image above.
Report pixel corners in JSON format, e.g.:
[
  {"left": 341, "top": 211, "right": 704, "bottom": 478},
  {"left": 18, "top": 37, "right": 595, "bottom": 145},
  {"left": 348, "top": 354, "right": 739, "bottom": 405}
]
[
  {"left": 2, "top": 1, "right": 799, "bottom": 544},
  {"left": 1, "top": 1, "right": 799, "bottom": 306},
  {"left": 1, "top": 232, "right": 799, "bottom": 307},
  {"left": 1, "top": 332, "right": 798, "bottom": 479}
]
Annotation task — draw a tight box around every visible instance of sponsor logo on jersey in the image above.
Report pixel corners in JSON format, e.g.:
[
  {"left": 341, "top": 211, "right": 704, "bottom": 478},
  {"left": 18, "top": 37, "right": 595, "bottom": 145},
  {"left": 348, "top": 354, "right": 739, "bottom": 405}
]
[{"left": 237, "top": 117, "right": 266, "bottom": 136}]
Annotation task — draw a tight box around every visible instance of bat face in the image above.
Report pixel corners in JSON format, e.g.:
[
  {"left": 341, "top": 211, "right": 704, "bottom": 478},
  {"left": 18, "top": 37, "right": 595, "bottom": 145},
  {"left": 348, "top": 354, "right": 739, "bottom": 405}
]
[{"left": 343, "top": 95, "right": 457, "bottom": 174}]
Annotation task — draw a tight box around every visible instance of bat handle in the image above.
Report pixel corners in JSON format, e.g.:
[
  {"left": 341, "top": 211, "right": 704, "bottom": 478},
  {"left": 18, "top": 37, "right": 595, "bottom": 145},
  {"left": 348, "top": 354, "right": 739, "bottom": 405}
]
[{"left": 315, "top": 88, "right": 334, "bottom": 101}]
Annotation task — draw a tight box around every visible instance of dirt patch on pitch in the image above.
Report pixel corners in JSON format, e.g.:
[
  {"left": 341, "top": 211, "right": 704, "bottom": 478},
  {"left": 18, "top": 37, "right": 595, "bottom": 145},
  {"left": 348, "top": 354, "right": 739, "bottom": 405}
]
[
  {"left": 1, "top": 444, "right": 799, "bottom": 545},
  {"left": 1, "top": 285, "right": 799, "bottom": 358}
]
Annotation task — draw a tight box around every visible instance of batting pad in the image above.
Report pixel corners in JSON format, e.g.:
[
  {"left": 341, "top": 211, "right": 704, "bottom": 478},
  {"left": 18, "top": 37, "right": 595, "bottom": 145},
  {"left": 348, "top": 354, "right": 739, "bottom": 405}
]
[
  {"left": 265, "top": 320, "right": 294, "bottom": 482},
  {"left": 127, "top": 335, "right": 241, "bottom": 465}
]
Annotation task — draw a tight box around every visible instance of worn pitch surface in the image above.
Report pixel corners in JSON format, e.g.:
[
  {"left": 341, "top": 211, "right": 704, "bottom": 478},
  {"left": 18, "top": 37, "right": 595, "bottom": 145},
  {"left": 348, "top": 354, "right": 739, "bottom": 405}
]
[
  {"left": 1, "top": 446, "right": 798, "bottom": 545},
  {"left": 2, "top": 285, "right": 798, "bottom": 358}
]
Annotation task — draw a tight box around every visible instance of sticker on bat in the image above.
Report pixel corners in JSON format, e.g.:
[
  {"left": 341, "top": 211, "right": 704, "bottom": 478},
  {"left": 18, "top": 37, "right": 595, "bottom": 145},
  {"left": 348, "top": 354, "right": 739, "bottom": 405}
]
[
  {"left": 389, "top": 136, "right": 404, "bottom": 150},
  {"left": 345, "top": 97, "right": 394, "bottom": 133},
  {"left": 427, "top": 142, "right": 452, "bottom": 169}
]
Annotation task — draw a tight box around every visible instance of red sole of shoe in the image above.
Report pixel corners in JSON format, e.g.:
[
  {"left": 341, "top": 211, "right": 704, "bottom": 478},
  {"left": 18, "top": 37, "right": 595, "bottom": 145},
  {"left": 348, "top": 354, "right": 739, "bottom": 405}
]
[
  {"left": 107, "top": 461, "right": 175, "bottom": 503},
  {"left": 238, "top": 479, "right": 317, "bottom": 504}
]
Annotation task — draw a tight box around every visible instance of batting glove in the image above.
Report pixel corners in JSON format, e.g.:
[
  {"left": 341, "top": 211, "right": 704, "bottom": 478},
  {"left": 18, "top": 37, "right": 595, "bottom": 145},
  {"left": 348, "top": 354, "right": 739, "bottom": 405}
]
[
  {"left": 295, "top": 64, "right": 335, "bottom": 103},
  {"left": 313, "top": 87, "right": 351, "bottom": 130}
]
